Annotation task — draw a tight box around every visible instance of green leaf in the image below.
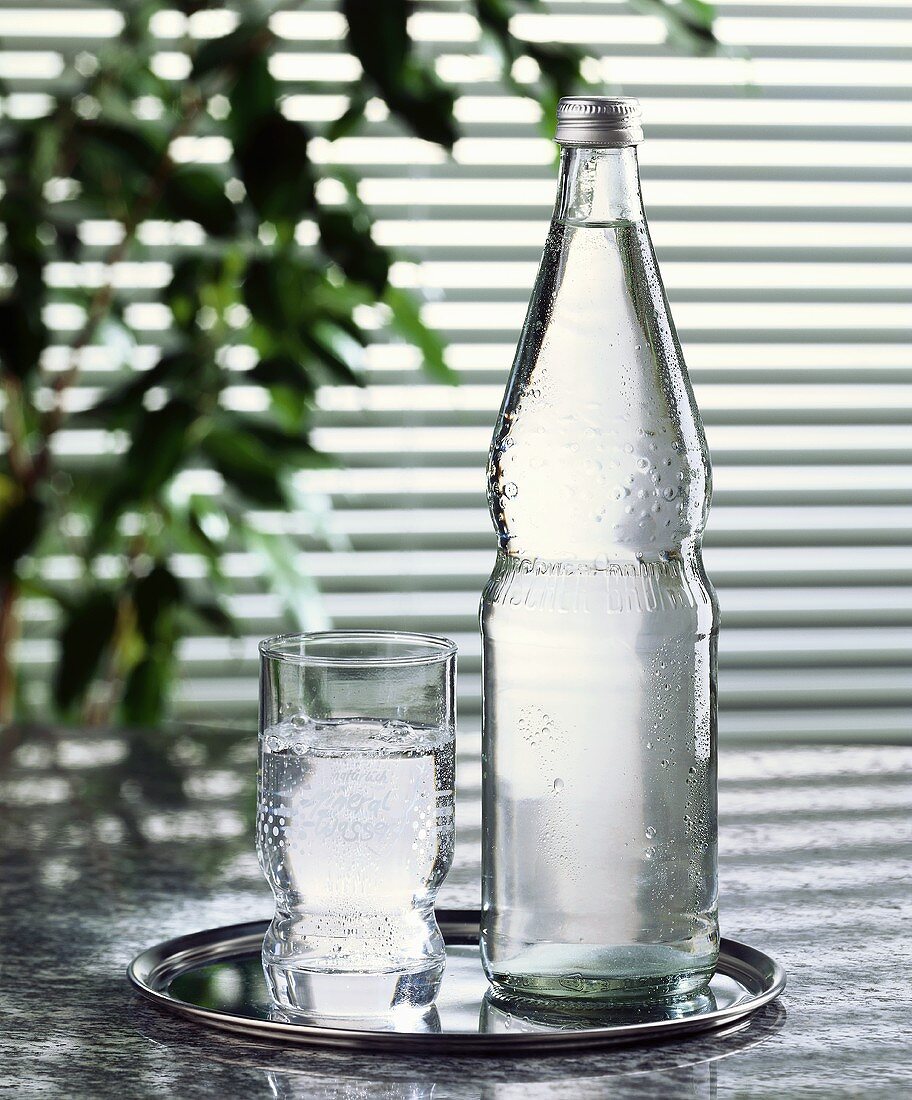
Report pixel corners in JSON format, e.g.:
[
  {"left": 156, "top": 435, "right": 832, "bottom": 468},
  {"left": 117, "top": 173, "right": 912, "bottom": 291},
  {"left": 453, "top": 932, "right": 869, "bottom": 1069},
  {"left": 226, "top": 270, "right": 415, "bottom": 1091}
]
[
  {"left": 343, "top": 0, "right": 409, "bottom": 83},
  {"left": 0, "top": 188, "right": 46, "bottom": 295},
  {"left": 17, "top": 574, "right": 73, "bottom": 611},
  {"left": 228, "top": 51, "right": 278, "bottom": 144},
  {"left": 0, "top": 186, "right": 47, "bottom": 380},
  {"left": 235, "top": 112, "right": 315, "bottom": 224},
  {"left": 679, "top": 0, "right": 717, "bottom": 31},
  {"left": 229, "top": 415, "right": 328, "bottom": 464},
  {"left": 74, "top": 119, "right": 165, "bottom": 176},
  {"left": 162, "top": 498, "right": 224, "bottom": 572},
  {"left": 0, "top": 296, "right": 46, "bottom": 382},
  {"left": 528, "top": 41, "right": 583, "bottom": 101},
  {"left": 384, "top": 286, "right": 457, "bottom": 384},
  {"left": 73, "top": 119, "right": 168, "bottom": 215},
  {"left": 248, "top": 354, "right": 317, "bottom": 401},
  {"left": 243, "top": 254, "right": 312, "bottom": 333},
  {"left": 53, "top": 590, "right": 118, "bottom": 713},
  {"left": 342, "top": 0, "right": 457, "bottom": 148},
  {"left": 325, "top": 89, "right": 369, "bottom": 142},
  {"left": 91, "top": 398, "right": 199, "bottom": 552},
  {"left": 630, "top": 0, "right": 720, "bottom": 54},
  {"left": 186, "top": 597, "right": 234, "bottom": 635},
  {"left": 162, "top": 167, "right": 237, "bottom": 237},
  {"left": 191, "top": 20, "right": 268, "bottom": 81},
  {"left": 317, "top": 209, "right": 390, "bottom": 295},
  {"left": 0, "top": 494, "right": 45, "bottom": 578},
  {"left": 79, "top": 352, "right": 197, "bottom": 425},
  {"left": 242, "top": 526, "right": 328, "bottom": 632},
  {"left": 328, "top": 311, "right": 369, "bottom": 348},
  {"left": 174, "top": 0, "right": 220, "bottom": 15},
  {"left": 120, "top": 653, "right": 170, "bottom": 727},
  {"left": 165, "top": 257, "right": 226, "bottom": 331},
  {"left": 201, "top": 426, "right": 287, "bottom": 507},
  {"left": 300, "top": 325, "right": 362, "bottom": 387},
  {"left": 248, "top": 354, "right": 317, "bottom": 426},
  {"left": 132, "top": 563, "right": 183, "bottom": 642}
]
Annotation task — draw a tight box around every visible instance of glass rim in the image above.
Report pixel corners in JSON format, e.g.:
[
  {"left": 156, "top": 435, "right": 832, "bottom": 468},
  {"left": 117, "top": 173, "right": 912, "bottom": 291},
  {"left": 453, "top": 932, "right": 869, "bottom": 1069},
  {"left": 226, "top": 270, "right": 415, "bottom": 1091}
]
[{"left": 258, "top": 630, "right": 458, "bottom": 669}]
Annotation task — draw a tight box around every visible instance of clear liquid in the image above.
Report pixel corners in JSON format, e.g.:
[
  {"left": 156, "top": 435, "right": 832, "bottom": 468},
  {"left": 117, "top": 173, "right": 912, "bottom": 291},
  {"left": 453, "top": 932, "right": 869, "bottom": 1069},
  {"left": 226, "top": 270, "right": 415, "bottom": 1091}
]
[
  {"left": 258, "top": 717, "right": 455, "bottom": 1014},
  {"left": 481, "top": 199, "right": 719, "bottom": 1001}
]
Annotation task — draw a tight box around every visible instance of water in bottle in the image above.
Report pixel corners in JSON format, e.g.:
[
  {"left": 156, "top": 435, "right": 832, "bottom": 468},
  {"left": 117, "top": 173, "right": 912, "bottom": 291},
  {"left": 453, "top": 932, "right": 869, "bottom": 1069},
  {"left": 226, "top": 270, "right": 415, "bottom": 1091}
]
[{"left": 480, "top": 98, "right": 720, "bottom": 1003}]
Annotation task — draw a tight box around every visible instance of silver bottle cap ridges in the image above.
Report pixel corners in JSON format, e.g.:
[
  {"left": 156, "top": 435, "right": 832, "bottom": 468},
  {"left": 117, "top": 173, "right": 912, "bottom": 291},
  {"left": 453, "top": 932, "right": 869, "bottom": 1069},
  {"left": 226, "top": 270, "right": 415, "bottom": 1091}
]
[{"left": 555, "top": 97, "right": 643, "bottom": 147}]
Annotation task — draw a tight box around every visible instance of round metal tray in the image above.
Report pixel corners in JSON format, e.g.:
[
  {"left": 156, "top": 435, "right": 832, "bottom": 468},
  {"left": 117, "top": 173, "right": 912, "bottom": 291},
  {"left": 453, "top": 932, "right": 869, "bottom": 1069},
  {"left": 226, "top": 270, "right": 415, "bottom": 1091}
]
[{"left": 127, "top": 909, "right": 785, "bottom": 1055}]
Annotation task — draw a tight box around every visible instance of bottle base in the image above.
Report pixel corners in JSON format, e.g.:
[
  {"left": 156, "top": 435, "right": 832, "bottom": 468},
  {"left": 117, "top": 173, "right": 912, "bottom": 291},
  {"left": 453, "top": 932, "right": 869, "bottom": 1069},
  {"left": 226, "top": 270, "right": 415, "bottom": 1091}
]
[{"left": 485, "top": 942, "right": 718, "bottom": 1005}]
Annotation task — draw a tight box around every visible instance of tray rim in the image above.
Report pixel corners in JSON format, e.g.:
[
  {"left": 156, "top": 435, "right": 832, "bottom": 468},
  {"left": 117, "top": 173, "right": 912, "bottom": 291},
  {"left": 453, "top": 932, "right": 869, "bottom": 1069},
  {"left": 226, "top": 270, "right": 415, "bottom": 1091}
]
[{"left": 126, "top": 908, "right": 786, "bottom": 1055}]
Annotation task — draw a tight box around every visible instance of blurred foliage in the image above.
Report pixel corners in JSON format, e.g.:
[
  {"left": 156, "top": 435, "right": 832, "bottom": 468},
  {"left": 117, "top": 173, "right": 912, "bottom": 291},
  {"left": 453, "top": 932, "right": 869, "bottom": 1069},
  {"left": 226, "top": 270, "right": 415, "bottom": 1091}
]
[{"left": 0, "top": 0, "right": 717, "bottom": 730}]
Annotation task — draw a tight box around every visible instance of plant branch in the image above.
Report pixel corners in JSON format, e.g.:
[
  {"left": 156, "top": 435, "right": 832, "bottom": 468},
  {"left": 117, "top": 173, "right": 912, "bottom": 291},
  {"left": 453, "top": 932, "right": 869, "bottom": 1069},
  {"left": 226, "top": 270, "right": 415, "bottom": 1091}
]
[
  {"left": 1, "top": 375, "right": 30, "bottom": 484},
  {"left": 0, "top": 580, "right": 19, "bottom": 724}
]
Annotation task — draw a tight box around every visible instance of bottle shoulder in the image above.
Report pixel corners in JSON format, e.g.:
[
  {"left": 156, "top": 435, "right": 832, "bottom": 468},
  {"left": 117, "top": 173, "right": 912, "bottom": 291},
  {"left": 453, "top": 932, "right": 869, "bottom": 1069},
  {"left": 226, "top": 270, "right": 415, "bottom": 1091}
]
[
  {"left": 481, "top": 549, "right": 719, "bottom": 628},
  {"left": 488, "top": 215, "right": 711, "bottom": 558}
]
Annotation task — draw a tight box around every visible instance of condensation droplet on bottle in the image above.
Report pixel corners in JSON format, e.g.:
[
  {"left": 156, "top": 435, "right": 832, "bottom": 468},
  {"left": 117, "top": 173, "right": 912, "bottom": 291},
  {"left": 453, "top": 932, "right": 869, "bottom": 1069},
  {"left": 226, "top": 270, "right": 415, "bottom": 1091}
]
[
  {"left": 503, "top": 482, "right": 518, "bottom": 499},
  {"left": 552, "top": 778, "right": 564, "bottom": 792},
  {"left": 663, "top": 487, "right": 677, "bottom": 500},
  {"left": 645, "top": 826, "right": 656, "bottom": 839},
  {"left": 613, "top": 485, "right": 629, "bottom": 500}
]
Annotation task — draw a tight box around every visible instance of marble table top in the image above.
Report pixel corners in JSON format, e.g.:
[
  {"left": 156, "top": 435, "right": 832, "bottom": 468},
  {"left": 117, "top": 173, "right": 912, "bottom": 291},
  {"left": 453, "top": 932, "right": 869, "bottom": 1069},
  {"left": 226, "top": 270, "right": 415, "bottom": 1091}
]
[{"left": 1, "top": 725, "right": 910, "bottom": 1097}]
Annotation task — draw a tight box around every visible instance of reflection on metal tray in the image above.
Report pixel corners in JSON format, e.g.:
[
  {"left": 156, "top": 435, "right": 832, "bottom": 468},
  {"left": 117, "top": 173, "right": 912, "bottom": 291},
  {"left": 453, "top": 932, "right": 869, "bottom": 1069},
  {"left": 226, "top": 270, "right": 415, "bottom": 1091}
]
[{"left": 127, "top": 909, "right": 786, "bottom": 1055}]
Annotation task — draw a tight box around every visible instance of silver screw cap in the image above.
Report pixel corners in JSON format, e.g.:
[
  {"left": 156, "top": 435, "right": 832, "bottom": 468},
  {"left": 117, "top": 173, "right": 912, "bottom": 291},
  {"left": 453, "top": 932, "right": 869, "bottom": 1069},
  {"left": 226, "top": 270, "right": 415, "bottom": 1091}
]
[{"left": 555, "top": 96, "right": 643, "bottom": 147}]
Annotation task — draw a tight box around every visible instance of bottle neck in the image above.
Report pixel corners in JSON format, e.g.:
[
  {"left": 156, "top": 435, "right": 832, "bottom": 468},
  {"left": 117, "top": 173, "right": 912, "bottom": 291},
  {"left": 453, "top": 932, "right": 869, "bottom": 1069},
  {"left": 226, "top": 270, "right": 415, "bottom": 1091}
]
[{"left": 554, "top": 145, "right": 645, "bottom": 225}]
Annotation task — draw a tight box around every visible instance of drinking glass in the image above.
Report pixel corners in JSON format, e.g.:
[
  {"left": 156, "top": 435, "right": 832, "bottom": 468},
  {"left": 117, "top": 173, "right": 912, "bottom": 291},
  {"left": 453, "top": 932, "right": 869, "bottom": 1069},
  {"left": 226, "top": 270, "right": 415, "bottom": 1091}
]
[{"left": 257, "top": 631, "right": 457, "bottom": 1016}]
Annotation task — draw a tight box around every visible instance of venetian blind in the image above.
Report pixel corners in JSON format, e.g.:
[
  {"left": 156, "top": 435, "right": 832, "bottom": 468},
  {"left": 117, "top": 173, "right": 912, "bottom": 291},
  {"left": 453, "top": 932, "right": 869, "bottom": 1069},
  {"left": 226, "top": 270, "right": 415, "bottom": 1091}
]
[{"left": 6, "top": 0, "right": 912, "bottom": 741}]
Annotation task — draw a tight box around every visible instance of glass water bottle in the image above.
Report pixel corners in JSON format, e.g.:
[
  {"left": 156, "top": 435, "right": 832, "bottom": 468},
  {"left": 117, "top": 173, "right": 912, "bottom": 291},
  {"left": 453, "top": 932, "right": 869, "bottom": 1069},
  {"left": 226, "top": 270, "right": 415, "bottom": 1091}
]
[{"left": 480, "top": 98, "right": 720, "bottom": 1003}]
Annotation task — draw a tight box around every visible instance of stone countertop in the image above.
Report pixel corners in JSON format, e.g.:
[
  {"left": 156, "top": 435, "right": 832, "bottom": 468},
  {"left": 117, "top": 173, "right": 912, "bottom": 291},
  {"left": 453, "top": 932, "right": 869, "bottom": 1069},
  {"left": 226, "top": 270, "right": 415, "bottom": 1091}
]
[{"left": 1, "top": 726, "right": 910, "bottom": 1098}]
